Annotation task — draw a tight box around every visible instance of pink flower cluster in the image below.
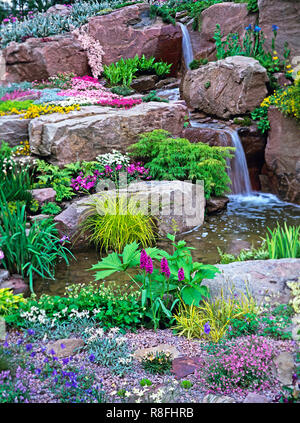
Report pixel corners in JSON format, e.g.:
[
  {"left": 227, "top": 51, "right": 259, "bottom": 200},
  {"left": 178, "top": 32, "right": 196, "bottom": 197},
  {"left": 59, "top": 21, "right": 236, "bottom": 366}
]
[
  {"left": 98, "top": 98, "right": 142, "bottom": 109},
  {"left": 57, "top": 76, "right": 118, "bottom": 102},
  {"left": 197, "top": 336, "right": 276, "bottom": 397},
  {"left": 70, "top": 170, "right": 101, "bottom": 192},
  {"left": 0, "top": 90, "right": 37, "bottom": 101}
]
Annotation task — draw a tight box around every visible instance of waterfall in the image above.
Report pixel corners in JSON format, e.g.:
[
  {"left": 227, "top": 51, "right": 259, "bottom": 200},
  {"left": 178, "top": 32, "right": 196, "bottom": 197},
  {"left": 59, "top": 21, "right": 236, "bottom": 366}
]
[
  {"left": 189, "top": 121, "right": 252, "bottom": 195},
  {"left": 225, "top": 130, "right": 252, "bottom": 195},
  {"left": 179, "top": 23, "right": 194, "bottom": 69}
]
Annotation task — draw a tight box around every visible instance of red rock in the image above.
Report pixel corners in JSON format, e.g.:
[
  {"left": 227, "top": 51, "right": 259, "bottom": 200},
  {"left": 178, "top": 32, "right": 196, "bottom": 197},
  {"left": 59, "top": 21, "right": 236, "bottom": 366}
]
[
  {"left": 264, "top": 107, "right": 300, "bottom": 204},
  {"left": 171, "top": 356, "right": 203, "bottom": 379},
  {"left": 32, "top": 188, "right": 56, "bottom": 205},
  {"left": 88, "top": 4, "right": 182, "bottom": 77},
  {"left": 4, "top": 34, "right": 90, "bottom": 83},
  {"left": 187, "top": 3, "right": 257, "bottom": 62},
  {"left": 0, "top": 276, "right": 28, "bottom": 295},
  {"left": 258, "top": 0, "right": 300, "bottom": 60}
]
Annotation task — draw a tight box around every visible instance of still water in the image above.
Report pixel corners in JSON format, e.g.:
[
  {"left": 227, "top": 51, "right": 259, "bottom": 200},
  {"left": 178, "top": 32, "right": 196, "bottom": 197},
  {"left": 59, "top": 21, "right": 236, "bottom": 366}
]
[{"left": 33, "top": 193, "right": 300, "bottom": 297}]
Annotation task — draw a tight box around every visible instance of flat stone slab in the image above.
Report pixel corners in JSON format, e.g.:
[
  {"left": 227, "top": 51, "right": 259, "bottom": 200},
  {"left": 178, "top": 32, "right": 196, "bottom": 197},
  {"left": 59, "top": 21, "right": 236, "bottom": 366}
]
[
  {"left": 46, "top": 338, "right": 84, "bottom": 358},
  {"left": 29, "top": 102, "right": 188, "bottom": 166},
  {"left": 203, "top": 258, "right": 300, "bottom": 304}
]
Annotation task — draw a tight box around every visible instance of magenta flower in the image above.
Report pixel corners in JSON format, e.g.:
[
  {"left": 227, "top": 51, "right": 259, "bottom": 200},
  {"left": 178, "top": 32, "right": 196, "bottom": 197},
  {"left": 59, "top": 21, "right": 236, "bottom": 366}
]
[
  {"left": 145, "top": 256, "right": 153, "bottom": 274},
  {"left": 0, "top": 250, "right": 4, "bottom": 260},
  {"left": 161, "top": 257, "right": 170, "bottom": 278},
  {"left": 140, "top": 249, "right": 148, "bottom": 270},
  {"left": 178, "top": 267, "right": 185, "bottom": 281}
]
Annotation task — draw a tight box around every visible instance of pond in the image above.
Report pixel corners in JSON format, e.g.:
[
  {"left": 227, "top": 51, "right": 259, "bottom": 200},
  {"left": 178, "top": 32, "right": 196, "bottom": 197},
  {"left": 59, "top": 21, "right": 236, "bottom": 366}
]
[{"left": 33, "top": 193, "right": 300, "bottom": 297}]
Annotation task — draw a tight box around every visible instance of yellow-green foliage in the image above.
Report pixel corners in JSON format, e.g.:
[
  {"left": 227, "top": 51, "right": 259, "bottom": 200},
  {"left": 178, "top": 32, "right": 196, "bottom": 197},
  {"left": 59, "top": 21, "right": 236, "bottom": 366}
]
[
  {"left": 78, "top": 193, "right": 157, "bottom": 253},
  {"left": 0, "top": 288, "right": 25, "bottom": 316},
  {"left": 173, "top": 288, "right": 259, "bottom": 343}
]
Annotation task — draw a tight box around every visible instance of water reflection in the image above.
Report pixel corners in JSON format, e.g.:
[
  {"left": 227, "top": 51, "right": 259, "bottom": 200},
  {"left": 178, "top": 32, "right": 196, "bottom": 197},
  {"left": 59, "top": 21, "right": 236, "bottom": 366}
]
[{"left": 33, "top": 194, "right": 300, "bottom": 297}]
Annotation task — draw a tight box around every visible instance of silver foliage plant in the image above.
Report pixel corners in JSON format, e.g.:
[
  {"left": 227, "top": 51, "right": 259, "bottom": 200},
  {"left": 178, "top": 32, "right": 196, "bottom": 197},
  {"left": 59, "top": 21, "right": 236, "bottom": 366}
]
[{"left": 0, "top": 0, "right": 129, "bottom": 47}]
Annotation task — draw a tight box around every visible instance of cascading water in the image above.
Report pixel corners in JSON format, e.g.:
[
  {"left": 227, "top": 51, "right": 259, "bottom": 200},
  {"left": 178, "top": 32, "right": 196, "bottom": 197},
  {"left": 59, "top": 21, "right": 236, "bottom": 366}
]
[
  {"left": 224, "top": 129, "right": 252, "bottom": 195},
  {"left": 179, "top": 23, "right": 194, "bottom": 69},
  {"left": 189, "top": 121, "right": 252, "bottom": 195}
]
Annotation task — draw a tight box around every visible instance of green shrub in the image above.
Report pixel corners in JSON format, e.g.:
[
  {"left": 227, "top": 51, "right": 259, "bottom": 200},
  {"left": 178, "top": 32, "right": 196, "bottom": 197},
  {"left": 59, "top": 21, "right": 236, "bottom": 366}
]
[
  {"left": 128, "top": 129, "right": 234, "bottom": 198},
  {"left": 41, "top": 202, "right": 62, "bottom": 215},
  {"left": 77, "top": 193, "right": 157, "bottom": 253},
  {"left": 0, "top": 288, "right": 25, "bottom": 316},
  {"left": 110, "top": 86, "right": 134, "bottom": 96},
  {"left": 189, "top": 58, "right": 208, "bottom": 70},
  {"left": 142, "top": 90, "right": 169, "bottom": 103}
]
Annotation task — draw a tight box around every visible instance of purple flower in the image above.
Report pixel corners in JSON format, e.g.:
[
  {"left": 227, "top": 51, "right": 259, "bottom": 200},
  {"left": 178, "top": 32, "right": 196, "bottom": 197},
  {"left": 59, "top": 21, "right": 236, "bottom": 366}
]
[
  {"left": 25, "top": 344, "right": 33, "bottom": 352},
  {"left": 140, "top": 249, "right": 148, "bottom": 270},
  {"left": 161, "top": 257, "right": 170, "bottom": 278},
  {"left": 35, "top": 368, "right": 41, "bottom": 375},
  {"left": 272, "top": 25, "right": 279, "bottom": 32},
  {"left": 0, "top": 250, "right": 4, "bottom": 260},
  {"left": 204, "top": 322, "right": 211, "bottom": 335},
  {"left": 59, "top": 235, "right": 70, "bottom": 244},
  {"left": 60, "top": 343, "right": 66, "bottom": 349},
  {"left": 178, "top": 267, "right": 185, "bottom": 281},
  {"left": 62, "top": 358, "right": 69, "bottom": 365},
  {"left": 27, "top": 329, "right": 35, "bottom": 336},
  {"left": 89, "top": 354, "right": 95, "bottom": 363},
  {"left": 145, "top": 256, "right": 153, "bottom": 274}
]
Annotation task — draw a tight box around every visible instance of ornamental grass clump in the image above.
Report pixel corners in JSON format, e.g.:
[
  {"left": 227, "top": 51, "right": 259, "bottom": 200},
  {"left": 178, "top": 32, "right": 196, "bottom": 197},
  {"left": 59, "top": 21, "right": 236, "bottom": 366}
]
[
  {"left": 197, "top": 335, "right": 276, "bottom": 396},
  {"left": 263, "top": 222, "right": 300, "bottom": 259},
  {"left": 0, "top": 198, "right": 72, "bottom": 293},
  {"left": 78, "top": 193, "right": 157, "bottom": 253}
]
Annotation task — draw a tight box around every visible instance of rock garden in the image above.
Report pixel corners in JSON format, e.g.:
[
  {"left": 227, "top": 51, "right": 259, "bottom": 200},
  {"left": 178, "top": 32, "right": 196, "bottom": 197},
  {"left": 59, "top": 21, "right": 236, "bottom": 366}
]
[{"left": 0, "top": 0, "right": 299, "bottom": 405}]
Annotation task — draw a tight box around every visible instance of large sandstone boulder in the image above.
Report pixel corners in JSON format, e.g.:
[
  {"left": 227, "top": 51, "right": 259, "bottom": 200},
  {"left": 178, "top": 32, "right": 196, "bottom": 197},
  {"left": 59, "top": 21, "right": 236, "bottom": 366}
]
[
  {"left": 258, "top": 0, "right": 300, "bottom": 60},
  {"left": 187, "top": 2, "right": 257, "bottom": 62},
  {"left": 0, "top": 114, "right": 29, "bottom": 146},
  {"left": 54, "top": 181, "right": 205, "bottom": 248},
  {"left": 182, "top": 56, "right": 268, "bottom": 118},
  {"left": 29, "top": 101, "right": 188, "bottom": 166},
  {"left": 203, "top": 258, "right": 300, "bottom": 304},
  {"left": 3, "top": 34, "right": 89, "bottom": 83},
  {"left": 88, "top": 4, "right": 182, "bottom": 76},
  {"left": 263, "top": 107, "right": 300, "bottom": 204}
]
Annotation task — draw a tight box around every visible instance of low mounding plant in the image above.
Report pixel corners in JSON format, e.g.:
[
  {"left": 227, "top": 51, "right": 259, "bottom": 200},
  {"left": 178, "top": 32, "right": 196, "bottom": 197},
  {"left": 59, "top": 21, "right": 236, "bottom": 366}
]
[
  {"left": 128, "top": 129, "right": 234, "bottom": 198},
  {"left": 141, "top": 351, "right": 173, "bottom": 375},
  {"left": 0, "top": 198, "right": 72, "bottom": 293},
  {"left": 173, "top": 287, "right": 258, "bottom": 342},
  {"left": 78, "top": 193, "right": 157, "bottom": 253},
  {"left": 197, "top": 335, "right": 275, "bottom": 396},
  {"left": 0, "top": 289, "right": 25, "bottom": 316}
]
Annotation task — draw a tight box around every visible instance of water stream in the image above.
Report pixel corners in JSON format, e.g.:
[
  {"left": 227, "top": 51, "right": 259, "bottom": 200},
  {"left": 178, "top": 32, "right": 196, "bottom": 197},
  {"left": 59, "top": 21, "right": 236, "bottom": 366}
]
[{"left": 179, "top": 23, "right": 194, "bottom": 69}]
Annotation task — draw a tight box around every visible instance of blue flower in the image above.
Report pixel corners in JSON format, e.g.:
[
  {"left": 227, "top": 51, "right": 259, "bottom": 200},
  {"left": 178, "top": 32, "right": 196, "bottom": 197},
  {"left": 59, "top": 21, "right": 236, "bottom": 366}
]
[
  {"left": 204, "top": 322, "right": 211, "bottom": 335},
  {"left": 254, "top": 26, "right": 261, "bottom": 32},
  {"left": 272, "top": 25, "right": 279, "bottom": 31},
  {"left": 89, "top": 354, "right": 95, "bottom": 363},
  {"left": 26, "top": 344, "right": 33, "bottom": 352},
  {"left": 245, "top": 24, "right": 252, "bottom": 31}
]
